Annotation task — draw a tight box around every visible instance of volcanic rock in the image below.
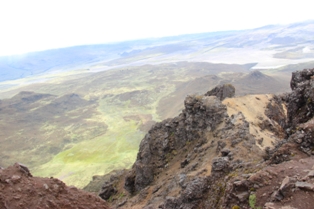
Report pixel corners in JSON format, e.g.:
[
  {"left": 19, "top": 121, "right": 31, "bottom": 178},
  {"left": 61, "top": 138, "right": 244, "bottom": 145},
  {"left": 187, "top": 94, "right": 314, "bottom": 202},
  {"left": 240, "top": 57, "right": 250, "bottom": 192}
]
[{"left": 205, "top": 84, "right": 235, "bottom": 101}]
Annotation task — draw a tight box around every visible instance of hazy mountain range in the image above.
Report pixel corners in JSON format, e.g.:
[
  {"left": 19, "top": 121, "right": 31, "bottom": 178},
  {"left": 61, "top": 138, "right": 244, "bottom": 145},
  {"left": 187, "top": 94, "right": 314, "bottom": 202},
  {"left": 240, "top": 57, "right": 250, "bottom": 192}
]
[{"left": 1, "top": 20, "right": 314, "bottom": 83}]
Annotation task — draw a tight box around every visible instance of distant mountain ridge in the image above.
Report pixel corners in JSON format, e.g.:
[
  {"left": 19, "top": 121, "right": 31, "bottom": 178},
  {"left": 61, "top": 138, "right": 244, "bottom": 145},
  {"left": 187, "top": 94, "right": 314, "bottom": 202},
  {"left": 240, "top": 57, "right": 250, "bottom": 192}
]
[{"left": 1, "top": 20, "right": 314, "bottom": 82}]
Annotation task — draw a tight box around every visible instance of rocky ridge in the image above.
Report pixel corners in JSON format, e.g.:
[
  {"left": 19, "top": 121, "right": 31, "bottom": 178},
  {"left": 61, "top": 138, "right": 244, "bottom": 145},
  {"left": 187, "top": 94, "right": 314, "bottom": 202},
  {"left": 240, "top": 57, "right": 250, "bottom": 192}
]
[{"left": 90, "top": 68, "right": 314, "bottom": 209}]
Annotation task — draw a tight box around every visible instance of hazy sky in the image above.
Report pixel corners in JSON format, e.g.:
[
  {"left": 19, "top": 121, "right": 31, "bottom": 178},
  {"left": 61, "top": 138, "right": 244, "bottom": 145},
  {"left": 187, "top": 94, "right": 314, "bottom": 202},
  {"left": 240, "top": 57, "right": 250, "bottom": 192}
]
[{"left": 0, "top": 0, "right": 313, "bottom": 56}]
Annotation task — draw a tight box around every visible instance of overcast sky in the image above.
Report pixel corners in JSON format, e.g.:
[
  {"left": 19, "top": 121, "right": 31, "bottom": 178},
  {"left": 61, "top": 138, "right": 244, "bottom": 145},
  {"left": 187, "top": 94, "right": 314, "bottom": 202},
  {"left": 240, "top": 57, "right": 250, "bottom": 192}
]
[{"left": 0, "top": 0, "right": 313, "bottom": 56}]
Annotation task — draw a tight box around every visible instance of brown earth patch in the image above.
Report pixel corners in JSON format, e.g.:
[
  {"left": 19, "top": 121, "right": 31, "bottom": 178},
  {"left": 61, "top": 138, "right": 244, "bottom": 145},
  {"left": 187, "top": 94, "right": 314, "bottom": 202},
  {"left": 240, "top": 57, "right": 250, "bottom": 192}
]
[{"left": 0, "top": 163, "right": 109, "bottom": 209}]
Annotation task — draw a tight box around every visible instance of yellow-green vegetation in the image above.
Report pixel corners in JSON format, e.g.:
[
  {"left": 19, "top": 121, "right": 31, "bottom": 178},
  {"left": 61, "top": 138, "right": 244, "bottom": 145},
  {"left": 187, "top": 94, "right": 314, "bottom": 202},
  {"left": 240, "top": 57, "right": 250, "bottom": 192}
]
[
  {"left": 249, "top": 194, "right": 261, "bottom": 209},
  {"left": 204, "top": 176, "right": 230, "bottom": 208},
  {"left": 108, "top": 192, "right": 126, "bottom": 203},
  {"left": 33, "top": 119, "right": 144, "bottom": 188},
  {"left": 31, "top": 72, "right": 171, "bottom": 188}
]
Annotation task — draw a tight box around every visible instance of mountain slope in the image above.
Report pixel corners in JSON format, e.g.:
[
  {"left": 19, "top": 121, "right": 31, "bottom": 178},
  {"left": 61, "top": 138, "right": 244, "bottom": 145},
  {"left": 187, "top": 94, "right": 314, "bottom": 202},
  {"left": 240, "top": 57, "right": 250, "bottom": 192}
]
[
  {"left": 232, "top": 70, "right": 289, "bottom": 95},
  {"left": 90, "top": 68, "right": 314, "bottom": 209}
]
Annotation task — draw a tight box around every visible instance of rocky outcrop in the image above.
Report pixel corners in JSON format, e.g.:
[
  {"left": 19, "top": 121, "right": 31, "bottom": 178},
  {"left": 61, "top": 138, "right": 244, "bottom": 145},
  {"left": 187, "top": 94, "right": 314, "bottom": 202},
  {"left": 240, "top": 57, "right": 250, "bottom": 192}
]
[
  {"left": 264, "top": 95, "right": 287, "bottom": 137},
  {"left": 284, "top": 68, "right": 314, "bottom": 154},
  {"left": 0, "top": 163, "right": 108, "bottom": 209},
  {"left": 98, "top": 170, "right": 126, "bottom": 200},
  {"left": 287, "top": 68, "right": 314, "bottom": 128},
  {"left": 205, "top": 84, "right": 235, "bottom": 100},
  {"left": 94, "top": 83, "right": 279, "bottom": 208},
  {"left": 94, "top": 69, "right": 314, "bottom": 209},
  {"left": 125, "top": 95, "right": 228, "bottom": 194}
]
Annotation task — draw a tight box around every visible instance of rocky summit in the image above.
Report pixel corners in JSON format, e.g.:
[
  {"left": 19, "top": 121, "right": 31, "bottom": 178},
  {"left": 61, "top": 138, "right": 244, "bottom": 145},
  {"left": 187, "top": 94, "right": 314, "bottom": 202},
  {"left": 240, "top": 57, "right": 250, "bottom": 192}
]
[
  {"left": 205, "top": 83, "right": 235, "bottom": 101},
  {"left": 84, "top": 68, "right": 314, "bottom": 209}
]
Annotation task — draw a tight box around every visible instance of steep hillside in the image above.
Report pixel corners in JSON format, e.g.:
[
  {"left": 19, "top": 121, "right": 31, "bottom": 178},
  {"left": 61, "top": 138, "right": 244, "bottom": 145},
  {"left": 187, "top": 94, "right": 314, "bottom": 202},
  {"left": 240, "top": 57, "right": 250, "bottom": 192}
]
[{"left": 89, "top": 68, "right": 314, "bottom": 209}]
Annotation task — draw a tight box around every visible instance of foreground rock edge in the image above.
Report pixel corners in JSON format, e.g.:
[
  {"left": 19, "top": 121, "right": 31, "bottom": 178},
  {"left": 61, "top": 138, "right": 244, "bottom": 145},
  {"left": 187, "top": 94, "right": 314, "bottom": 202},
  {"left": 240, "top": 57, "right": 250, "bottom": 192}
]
[{"left": 0, "top": 163, "right": 109, "bottom": 209}]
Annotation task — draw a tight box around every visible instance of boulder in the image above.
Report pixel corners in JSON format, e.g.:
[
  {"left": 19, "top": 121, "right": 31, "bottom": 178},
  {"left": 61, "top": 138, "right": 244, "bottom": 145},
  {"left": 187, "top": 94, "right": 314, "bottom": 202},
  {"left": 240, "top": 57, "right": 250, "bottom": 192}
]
[{"left": 211, "top": 157, "right": 229, "bottom": 172}]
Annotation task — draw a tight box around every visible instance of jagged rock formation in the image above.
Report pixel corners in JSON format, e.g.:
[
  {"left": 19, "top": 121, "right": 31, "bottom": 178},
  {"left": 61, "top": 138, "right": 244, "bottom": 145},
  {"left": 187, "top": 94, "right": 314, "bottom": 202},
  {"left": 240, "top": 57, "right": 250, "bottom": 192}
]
[
  {"left": 85, "top": 68, "right": 314, "bottom": 209},
  {"left": 125, "top": 95, "right": 228, "bottom": 194},
  {"left": 287, "top": 69, "right": 314, "bottom": 127},
  {"left": 286, "top": 69, "right": 314, "bottom": 155},
  {"left": 205, "top": 84, "right": 235, "bottom": 101},
  {"left": 92, "top": 84, "right": 281, "bottom": 208},
  {"left": 0, "top": 163, "right": 109, "bottom": 209}
]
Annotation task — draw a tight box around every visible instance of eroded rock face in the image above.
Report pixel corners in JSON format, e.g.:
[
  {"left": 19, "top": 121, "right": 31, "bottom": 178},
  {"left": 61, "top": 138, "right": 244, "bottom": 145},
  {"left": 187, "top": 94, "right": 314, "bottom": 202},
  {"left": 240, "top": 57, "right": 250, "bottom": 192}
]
[
  {"left": 264, "top": 95, "right": 287, "bottom": 138},
  {"left": 125, "top": 95, "right": 228, "bottom": 193},
  {"left": 161, "top": 177, "right": 209, "bottom": 209},
  {"left": 287, "top": 68, "right": 314, "bottom": 128},
  {"left": 283, "top": 68, "right": 314, "bottom": 154},
  {"left": 289, "top": 118, "right": 314, "bottom": 155},
  {"left": 205, "top": 84, "right": 235, "bottom": 101}
]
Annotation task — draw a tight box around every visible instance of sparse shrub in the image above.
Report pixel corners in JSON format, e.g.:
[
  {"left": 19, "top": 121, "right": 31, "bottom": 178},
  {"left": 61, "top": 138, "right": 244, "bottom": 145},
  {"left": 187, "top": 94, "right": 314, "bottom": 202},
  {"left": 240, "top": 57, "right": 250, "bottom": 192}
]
[
  {"left": 249, "top": 194, "right": 261, "bottom": 209},
  {"left": 118, "top": 193, "right": 125, "bottom": 199},
  {"left": 228, "top": 171, "right": 238, "bottom": 178},
  {"left": 249, "top": 194, "right": 256, "bottom": 208}
]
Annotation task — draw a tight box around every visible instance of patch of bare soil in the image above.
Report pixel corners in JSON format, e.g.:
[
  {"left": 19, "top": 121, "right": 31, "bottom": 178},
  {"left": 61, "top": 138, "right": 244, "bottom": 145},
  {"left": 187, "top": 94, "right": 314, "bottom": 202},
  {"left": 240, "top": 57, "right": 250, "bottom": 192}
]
[
  {"left": 0, "top": 163, "right": 108, "bottom": 209},
  {"left": 263, "top": 160, "right": 314, "bottom": 209},
  {"left": 256, "top": 150, "right": 314, "bottom": 209},
  {"left": 223, "top": 94, "right": 279, "bottom": 149},
  {"left": 226, "top": 143, "right": 314, "bottom": 209}
]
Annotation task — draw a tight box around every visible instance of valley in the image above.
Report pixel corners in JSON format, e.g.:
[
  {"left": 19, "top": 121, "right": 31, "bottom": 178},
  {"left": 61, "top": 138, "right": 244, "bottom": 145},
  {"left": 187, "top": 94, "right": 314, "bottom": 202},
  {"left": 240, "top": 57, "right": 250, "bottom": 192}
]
[{"left": 1, "top": 61, "right": 287, "bottom": 188}]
